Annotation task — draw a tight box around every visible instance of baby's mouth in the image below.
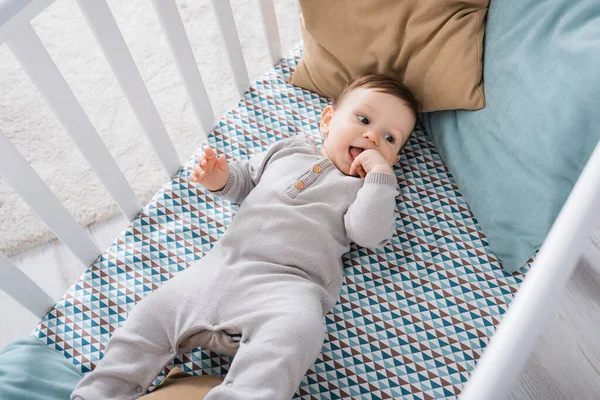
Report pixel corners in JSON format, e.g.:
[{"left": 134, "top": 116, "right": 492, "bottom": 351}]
[{"left": 348, "top": 146, "right": 364, "bottom": 162}]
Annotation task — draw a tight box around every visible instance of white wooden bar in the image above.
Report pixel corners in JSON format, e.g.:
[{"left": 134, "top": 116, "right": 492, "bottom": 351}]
[
  {"left": 0, "top": 0, "right": 52, "bottom": 44},
  {"left": 257, "top": 0, "right": 281, "bottom": 66},
  {"left": 0, "top": 253, "right": 55, "bottom": 318},
  {"left": 6, "top": 24, "right": 143, "bottom": 223},
  {"left": 77, "top": 0, "right": 181, "bottom": 177},
  {"left": 150, "top": 0, "right": 215, "bottom": 137},
  {"left": 211, "top": 0, "right": 250, "bottom": 97},
  {"left": 0, "top": 132, "right": 100, "bottom": 265},
  {"left": 460, "top": 139, "right": 600, "bottom": 400},
  {"left": 584, "top": 220, "right": 600, "bottom": 270}
]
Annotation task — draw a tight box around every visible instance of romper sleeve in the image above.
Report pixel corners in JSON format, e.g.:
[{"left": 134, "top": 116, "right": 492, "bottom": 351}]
[
  {"left": 210, "top": 136, "right": 306, "bottom": 204},
  {"left": 343, "top": 171, "right": 398, "bottom": 249}
]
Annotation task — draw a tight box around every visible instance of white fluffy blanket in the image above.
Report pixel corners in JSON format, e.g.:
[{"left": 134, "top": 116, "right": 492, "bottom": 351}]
[{"left": 0, "top": 0, "right": 300, "bottom": 255}]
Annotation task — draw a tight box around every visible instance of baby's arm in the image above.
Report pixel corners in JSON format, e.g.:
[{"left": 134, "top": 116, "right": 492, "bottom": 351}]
[
  {"left": 344, "top": 172, "right": 398, "bottom": 249},
  {"left": 191, "top": 139, "right": 291, "bottom": 204}
]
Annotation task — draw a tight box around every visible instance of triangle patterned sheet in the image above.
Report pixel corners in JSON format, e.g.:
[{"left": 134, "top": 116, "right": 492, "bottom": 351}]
[{"left": 34, "top": 47, "right": 528, "bottom": 399}]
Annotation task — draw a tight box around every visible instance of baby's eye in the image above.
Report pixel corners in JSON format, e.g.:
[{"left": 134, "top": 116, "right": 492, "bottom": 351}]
[
  {"left": 357, "top": 114, "right": 370, "bottom": 124},
  {"left": 384, "top": 133, "right": 395, "bottom": 143}
]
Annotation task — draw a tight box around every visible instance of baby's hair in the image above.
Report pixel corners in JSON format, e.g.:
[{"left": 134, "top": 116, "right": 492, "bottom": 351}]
[
  {"left": 334, "top": 73, "right": 421, "bottom": 115},
  {"left": 334, "top": 73, "right": 422, "bottom": 153}
]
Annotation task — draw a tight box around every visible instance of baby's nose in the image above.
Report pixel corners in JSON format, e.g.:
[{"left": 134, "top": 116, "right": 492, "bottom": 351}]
[{"left": 363, "top": 131, "right": 379, "bottom": 145}]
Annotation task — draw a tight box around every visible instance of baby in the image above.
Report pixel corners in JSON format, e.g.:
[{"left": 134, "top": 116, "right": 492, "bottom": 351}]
[{"left": 71, "top": 73, "right": 419, "bottom": 400}]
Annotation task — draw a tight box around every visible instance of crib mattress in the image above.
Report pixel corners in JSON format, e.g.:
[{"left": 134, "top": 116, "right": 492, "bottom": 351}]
[{"left": 34, "top": 48, "right": 527, "bottom": 399}]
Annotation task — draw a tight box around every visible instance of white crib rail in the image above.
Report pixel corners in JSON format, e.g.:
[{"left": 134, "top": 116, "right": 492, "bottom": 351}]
[
  {"left": 0, "top": 0, "right": 52, "bottom": 42},
  {"left": 460, "top": 139, "right": 600, "bottom": 399},
  {"left": 257, "top": 0, "right": 282, "bottom": 66},
  {"left": 0, "top": 131, "right": 100, "bottom": 265},
  {"left": 211, "top": 0, "right": 249, "bottom": 97},
  {"left": 6, "top": 24, "right": 143, "bottom": 222},
  {"left": 0, "top": 254, "right": 54, "bottom": 318},
  {"left": 0, "top": 0, "right": 283, "bottom": 317},
  {"left": 150, "top": 0, "right": 215, "bottom": 135},
  {"left": 77, "top": 0, "right": 181, "bottom": 177}
]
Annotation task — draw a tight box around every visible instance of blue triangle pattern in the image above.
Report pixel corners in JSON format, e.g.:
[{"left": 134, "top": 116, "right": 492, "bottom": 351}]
[{"left": 33, "top": 46, "right": 530, "bottom": 399}]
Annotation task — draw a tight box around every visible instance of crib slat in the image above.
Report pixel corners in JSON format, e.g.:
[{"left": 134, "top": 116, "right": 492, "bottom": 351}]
[
  {"left": 76, "top": 0, "right": 181, "bottom": 177},
  {"left": 460, "top": 139, "right": 600, "bottom": 399},
  {"left": 257, "top": 0, "right": 281, "bottom": 66},
  {"left": 211, "top": 0, "right": 250, "bottom": 97},
  {"left": 0, "top": 254, "right": 55, "bottom": 318},
  {"left": 0, "top": 132, "right": 101, "bottom": 265},
  {"left": 150, "top": 0, "right": 215, "bottom": 137},
  {"left": 0, "top": 0, "right": 53, "bottom": 45},
  {"left": 6, "top": 24, "right": 143, "bottom": 223}
]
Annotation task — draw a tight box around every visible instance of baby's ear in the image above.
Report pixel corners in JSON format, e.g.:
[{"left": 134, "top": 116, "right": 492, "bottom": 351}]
[{"left": 320, "top": 105, "right": 334, "bottom": 135}]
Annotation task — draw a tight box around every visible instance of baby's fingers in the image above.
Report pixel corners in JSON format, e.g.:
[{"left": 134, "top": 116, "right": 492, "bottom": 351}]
[
  {"left": 349, "top": 156, "right": 362, "bottom": 176},
  {"left": 355, "top": 163, "right": 366, "bottom": 178},
  {"left": 196, "top": 153, "right": 207, "bottom": 168},
  {"left": 190, "top": 169, "right": 200, "bottom": 182},
  {"left": 191, "top": 165, "right": 205, "bottom": 183},
  {"left": 217, "top": 155, "right": 228, "bottom": 172},
  {"left": 204, "top": 147, "right": 217, "bottom": 160},
  {"left": 202, "top": 149, "right": 221, "bottom": 169}
]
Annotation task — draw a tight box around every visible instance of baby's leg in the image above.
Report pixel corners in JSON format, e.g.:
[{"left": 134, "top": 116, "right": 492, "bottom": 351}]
[
  {"left": 71, "top": 256, "right": 229, "bottom": 400},
  {"left": 206, "top": 302, "right": 326, "bottom": 400}
]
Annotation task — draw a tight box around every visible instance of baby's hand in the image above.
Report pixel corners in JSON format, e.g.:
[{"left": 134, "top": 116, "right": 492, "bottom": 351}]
[
  {"left": 190, "top": 147, "right": 230, "bottom": 191},
  {"left": 349, "top": 149, "right": 393, "bottom": 178}
]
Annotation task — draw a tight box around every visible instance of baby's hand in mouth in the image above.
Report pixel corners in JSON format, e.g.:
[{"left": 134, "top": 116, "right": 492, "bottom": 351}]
[{"left": 349, "top": 149, "right": 393, "bottom": 178}]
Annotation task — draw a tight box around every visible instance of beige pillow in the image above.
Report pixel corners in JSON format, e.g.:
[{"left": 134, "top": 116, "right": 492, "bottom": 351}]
[
  {"left": 290, "top": 0, "right": 489, "bottom": 112},
  {"left": 139, "top": 367, "right": 222, "bottom": 399}
]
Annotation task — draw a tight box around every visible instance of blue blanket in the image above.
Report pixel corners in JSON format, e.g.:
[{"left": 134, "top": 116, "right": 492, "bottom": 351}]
[
  {"left": 424, "top": 0, "right": 600, "bottom": 272},
  {"left": 0, "top": 335, "right": 82, "bottom": 400}
]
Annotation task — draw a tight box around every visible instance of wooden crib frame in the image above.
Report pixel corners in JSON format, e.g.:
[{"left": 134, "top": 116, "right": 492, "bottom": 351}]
[{"left": 1, "top": 1, "right": 599, "bottom": 398}]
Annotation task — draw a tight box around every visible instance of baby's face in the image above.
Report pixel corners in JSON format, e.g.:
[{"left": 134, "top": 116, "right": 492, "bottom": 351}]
[{"left": 320, "top": 88, "right": 416, "bottom": 175}]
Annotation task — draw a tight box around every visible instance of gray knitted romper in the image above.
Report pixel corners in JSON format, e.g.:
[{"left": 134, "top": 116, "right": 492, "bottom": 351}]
[{"left": 71, "top": 135, "right": 398, "bottom": 400}]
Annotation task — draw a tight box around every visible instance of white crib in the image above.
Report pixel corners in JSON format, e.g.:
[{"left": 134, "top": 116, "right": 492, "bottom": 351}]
[{"left": 1, "top": 0, "right": 599, "bottom": 399}]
